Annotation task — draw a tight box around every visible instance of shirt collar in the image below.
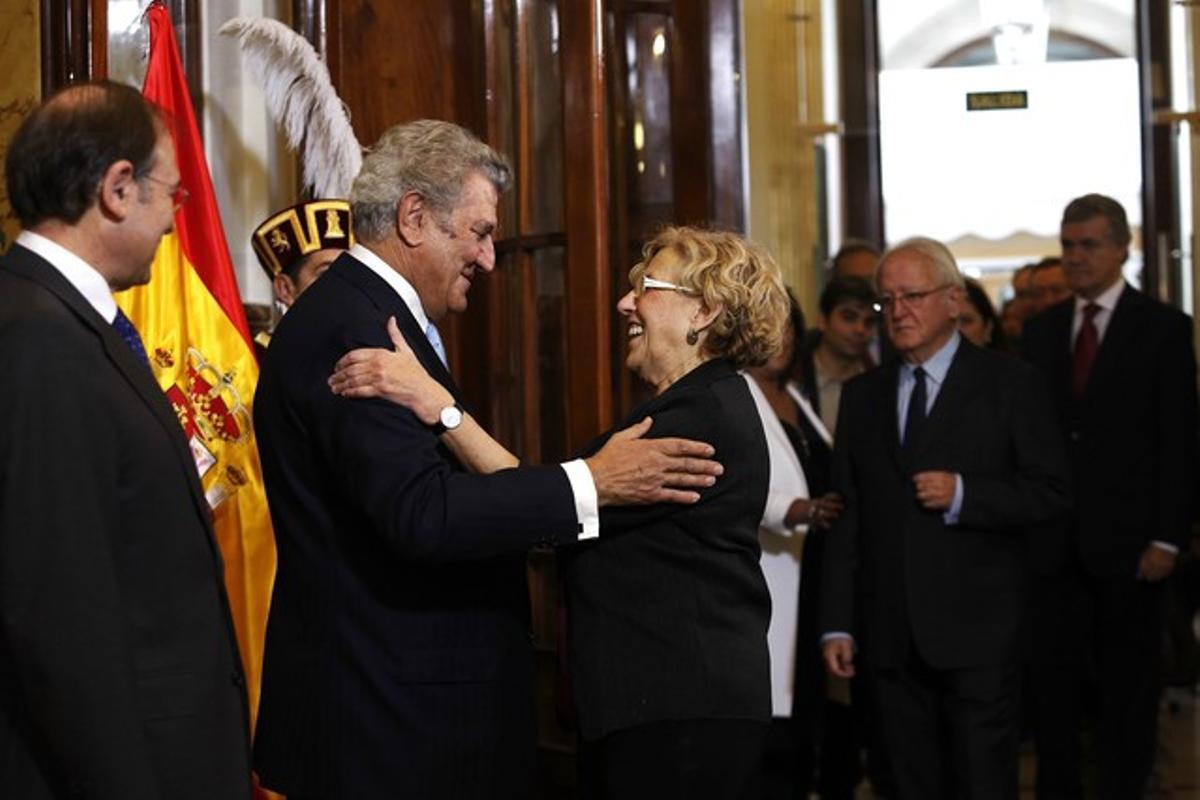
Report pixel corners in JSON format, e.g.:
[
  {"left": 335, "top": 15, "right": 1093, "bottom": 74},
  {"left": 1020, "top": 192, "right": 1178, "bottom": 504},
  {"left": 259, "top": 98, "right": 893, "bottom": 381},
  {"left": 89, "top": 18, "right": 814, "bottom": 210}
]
[
  {"left": 348, "top": 243, "right": 430, "bottom": 332},
  {"left": 17, "top": 230, "right": 117, "bottom": 323},
  {"left": 1074, "top": 278, "right": 1125, "bottom": 315},
  {"left": 903, "top": 330, "right": 960, "bottom": 385}
]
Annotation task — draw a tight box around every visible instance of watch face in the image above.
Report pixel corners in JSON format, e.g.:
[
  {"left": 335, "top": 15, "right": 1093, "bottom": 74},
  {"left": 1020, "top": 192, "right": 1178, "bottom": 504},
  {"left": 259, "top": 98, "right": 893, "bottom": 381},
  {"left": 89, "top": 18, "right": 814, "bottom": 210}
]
[{"left": 440, "top": 404, "right": 463, "bottom": 430}]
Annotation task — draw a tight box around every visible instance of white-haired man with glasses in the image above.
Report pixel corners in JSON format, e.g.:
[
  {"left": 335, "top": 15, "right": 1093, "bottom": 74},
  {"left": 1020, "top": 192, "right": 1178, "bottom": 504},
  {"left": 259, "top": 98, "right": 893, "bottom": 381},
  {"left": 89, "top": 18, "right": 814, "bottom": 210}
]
[{"left": 819, "top": 236, "right": 1071, "bottom": 799}]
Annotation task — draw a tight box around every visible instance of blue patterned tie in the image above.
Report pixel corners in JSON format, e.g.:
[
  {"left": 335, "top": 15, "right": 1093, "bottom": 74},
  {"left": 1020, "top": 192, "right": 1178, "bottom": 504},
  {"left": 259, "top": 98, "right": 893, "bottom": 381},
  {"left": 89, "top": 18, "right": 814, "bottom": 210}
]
[
  {"left": 112, "top": 308, "right": 151, "bottom": 368},
  {"left": 425, "top": 321, "right": 448, "bottom": 367}
]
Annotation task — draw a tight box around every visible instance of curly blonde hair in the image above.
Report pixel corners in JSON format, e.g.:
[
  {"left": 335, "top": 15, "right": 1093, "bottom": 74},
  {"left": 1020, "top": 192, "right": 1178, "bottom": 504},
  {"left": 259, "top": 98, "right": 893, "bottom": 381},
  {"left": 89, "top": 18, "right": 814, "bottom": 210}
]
[{"left": 630, "top": 226, "right": 790, "bottom": 368}]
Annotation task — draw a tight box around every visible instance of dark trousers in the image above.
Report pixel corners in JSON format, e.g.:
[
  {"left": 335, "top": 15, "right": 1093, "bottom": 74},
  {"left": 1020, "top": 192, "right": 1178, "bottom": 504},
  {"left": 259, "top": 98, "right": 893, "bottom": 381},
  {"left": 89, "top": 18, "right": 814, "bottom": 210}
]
[
  {"left": 874, "top": 653, "right": 1019, "bottom": 800},
  {"left": 578, "top": 718, "right": 768, "bottom": 800},
  {"left": 1027, "top": 570, "right": 1164, "bottom": 800}
]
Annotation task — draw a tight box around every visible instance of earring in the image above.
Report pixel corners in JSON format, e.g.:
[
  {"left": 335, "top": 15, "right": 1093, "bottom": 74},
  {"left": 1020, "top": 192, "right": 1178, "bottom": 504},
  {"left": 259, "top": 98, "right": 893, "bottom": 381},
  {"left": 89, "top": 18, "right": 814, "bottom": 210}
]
[{"left": 686, "top": 328, "right": 699, "bottom": 346}]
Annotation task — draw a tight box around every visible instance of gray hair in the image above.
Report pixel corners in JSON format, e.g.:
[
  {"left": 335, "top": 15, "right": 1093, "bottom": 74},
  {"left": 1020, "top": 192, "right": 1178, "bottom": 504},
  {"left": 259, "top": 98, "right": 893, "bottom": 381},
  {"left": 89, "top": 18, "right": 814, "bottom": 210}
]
[
  {"left": 878, "top": 236, "right": 965, "bottom": 289},
  {"left": 350, "top": 119, "right": 512, "bottom": 242},
  {"left": 1061, "top": 193, "right": 1131, "bottom": 247}
]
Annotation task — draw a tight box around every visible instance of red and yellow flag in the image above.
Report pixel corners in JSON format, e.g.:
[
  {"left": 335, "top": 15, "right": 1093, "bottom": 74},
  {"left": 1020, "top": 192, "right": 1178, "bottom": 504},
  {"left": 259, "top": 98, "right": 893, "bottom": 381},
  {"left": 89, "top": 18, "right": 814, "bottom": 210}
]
[{"left": 117, "top": 0, "right": 276, "bottom": 774}]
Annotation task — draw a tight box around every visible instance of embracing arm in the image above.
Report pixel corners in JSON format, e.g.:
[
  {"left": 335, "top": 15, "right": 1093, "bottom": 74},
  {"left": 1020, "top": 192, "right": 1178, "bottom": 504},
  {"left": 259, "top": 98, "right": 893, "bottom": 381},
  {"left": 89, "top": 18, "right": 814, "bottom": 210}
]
[{"left": 330, "top": 316, "right": 724, "bottom": 503}]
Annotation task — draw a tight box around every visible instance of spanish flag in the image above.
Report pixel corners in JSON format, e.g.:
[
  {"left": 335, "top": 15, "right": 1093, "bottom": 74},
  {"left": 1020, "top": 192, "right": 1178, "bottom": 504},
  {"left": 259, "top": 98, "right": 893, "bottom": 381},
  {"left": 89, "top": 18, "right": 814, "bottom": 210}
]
[{"left": 117, "top": 1, "right": 276, "bottom": 782}]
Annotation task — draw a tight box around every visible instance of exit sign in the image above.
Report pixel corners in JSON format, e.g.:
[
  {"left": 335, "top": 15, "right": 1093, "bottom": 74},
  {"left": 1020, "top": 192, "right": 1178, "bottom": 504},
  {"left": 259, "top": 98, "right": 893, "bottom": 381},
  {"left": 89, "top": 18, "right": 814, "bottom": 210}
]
[{"left": 966, "top": 91, "right": 1028, "bottom": 111}]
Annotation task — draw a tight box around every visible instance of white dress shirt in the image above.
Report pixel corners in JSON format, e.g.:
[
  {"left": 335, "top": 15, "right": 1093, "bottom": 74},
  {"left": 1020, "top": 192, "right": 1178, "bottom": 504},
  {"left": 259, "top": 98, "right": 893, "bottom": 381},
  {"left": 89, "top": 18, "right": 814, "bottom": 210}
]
[{"left": 17, "top": 231, "right": 117, "bottom": 322}]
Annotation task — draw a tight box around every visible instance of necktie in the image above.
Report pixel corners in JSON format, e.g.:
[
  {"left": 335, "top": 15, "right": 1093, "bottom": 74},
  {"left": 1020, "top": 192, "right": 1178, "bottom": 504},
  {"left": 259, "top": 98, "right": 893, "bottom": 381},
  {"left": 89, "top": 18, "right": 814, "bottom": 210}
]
[
  {"left": 425, "top": 321, "right": 448, "bottom": 367},
  {"left": 112, "top": 308, "right": 151, "bottom": 368},
  {"left": 1072, "top": 303, "right": 1101, "bottom": 398},
  {"left": 903, "top": 366, "right": 927, "bottom": 453}
]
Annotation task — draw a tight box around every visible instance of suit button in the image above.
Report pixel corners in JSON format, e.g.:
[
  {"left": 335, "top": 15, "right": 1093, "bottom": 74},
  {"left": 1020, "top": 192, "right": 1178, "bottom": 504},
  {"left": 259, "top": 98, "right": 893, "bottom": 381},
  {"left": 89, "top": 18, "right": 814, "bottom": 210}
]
[{"left": 231, "top": 671, "right": 245, "bottom": 688}]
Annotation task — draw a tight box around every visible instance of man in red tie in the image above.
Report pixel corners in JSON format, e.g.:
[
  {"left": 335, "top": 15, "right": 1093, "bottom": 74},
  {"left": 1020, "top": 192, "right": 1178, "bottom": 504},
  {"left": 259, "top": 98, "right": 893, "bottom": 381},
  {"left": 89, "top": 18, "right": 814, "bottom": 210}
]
[{"left": 1022, "top": 193, "right": 1198, "bottom": 800}]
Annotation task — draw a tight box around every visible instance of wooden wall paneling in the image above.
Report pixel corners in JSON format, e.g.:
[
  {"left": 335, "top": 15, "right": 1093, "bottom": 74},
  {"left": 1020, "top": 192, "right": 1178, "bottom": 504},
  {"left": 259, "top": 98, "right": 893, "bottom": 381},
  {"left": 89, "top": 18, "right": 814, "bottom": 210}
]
[
  {"left": 561, "top": 0, "right": 613, "bottom": 451},
  {"left": 478, "top": 0, "right": 511, "bottom": 441},
  {"left": 1137, "top": 0, "right": 1174, "bottom": 302},
  {"left": 40, "top": 0, "right": 104, "bottom": 92},
  {"left": 331, "top": 1, "right": 478, "bottom": 146},
  {"left": 743, "top": 1, "right": 813, "bottom": 302},
  {"left": 670, "top": 1, "right": 711, "bottom": 226},
  {"left": 706, "top": 0, "right": 743, "bottom": 231},
  {"left": 838, "top": 0, "right": 883, "bottom": 247},
  {"left": 604, "top": 5, "right": 637, "bottom": 417}
]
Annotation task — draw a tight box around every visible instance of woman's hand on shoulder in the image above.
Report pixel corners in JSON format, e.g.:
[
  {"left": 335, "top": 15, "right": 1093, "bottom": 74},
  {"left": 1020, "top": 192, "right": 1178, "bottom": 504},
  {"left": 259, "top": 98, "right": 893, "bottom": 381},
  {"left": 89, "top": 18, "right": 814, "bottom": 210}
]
[{"left": 328, "top": 316, "right": 452, "bottom": 424}]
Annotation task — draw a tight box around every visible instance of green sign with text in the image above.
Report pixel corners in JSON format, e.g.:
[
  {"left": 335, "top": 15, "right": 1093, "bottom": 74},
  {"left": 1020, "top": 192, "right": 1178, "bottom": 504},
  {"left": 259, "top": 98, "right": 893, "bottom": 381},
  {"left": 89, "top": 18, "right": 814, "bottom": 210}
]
[{"left": 966, "top": 91, "right": 1028, "bottom": 111}]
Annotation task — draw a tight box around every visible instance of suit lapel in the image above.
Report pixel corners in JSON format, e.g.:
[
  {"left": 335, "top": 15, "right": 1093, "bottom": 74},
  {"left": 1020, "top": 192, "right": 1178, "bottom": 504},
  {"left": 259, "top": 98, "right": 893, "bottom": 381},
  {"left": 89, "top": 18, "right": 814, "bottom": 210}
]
[
  {"left": 912, "top": 341, "right": 983, "bottom": 462},
  {"left": 332, "top": 254, "right": 464, "bottom": 404},
  {"left": 882, "top": 363, "right": 903, "bottom": 469},
  {"left": 1044, "top": 301, "right": 1074, "bottom": 408},
  {"left": 5, "top": 246, "right": 213, "bottom": 521}
]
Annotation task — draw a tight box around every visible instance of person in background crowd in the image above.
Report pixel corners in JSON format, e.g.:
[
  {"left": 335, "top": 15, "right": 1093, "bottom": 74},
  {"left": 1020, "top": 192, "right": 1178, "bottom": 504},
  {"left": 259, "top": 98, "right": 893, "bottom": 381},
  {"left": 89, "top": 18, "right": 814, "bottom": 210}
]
[
  {"left": 1022, "top": 193, "right": 1197, "bottom": 800},
  {"left": 799, "top": 275, "right": 878, "bottom": 435},
  {"left": 1002, "top": 262, "right": 1036, "bottom": 346},
  {"left": 960, "top": 277, "right": 1007, "bottom": 350},
  {"left": 745, "top": 291, "right": 850, "bottom": 799},
  {"left": 829, "top": 239, "right": 881, "bottom": 283},
  {"left": 1027, "top": 256, "right": 1071, "bottom": 318},
  {"left": 821, "top": 236, "right": 1071, "bottom": 800}
]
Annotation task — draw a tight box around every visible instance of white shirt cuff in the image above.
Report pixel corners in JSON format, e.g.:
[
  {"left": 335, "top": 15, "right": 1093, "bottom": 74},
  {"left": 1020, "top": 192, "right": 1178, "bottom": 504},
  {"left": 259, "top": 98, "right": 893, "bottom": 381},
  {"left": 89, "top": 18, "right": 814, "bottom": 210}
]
[
  {"left": 560, "top": 459, "right": 599, "bottom": 541},
  {"left": 821, "top": 632, "right": 855, "bottom": 648},
  {"left": 1150, "top": 540, "right": 1180, "bottom": 555},
  {"left": 943, "top": 473, "right": 964, "bottom": 525}
]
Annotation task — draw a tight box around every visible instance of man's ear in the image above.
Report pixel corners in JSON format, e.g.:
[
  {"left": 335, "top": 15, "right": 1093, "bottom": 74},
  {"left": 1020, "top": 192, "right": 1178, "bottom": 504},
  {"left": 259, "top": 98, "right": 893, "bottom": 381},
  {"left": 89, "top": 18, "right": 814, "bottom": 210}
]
[
  {"left": 96, "top": 159, "right": 137, "bottom": 221},
  {"left": 273, "top": 273, "right": 298, "bottom": 307},
  {"left": 945, "top": 285, "right": 966, "bottom": 321},
  {"left": 395, "top": 191, "right": 427, "bottom": 247}
]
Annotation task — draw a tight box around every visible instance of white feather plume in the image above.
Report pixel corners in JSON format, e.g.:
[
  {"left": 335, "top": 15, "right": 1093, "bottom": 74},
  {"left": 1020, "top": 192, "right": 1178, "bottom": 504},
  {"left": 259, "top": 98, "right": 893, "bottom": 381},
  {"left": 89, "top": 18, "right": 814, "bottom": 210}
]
[{"left": 219, "top": 16, "right": 362, "bottom": 199}]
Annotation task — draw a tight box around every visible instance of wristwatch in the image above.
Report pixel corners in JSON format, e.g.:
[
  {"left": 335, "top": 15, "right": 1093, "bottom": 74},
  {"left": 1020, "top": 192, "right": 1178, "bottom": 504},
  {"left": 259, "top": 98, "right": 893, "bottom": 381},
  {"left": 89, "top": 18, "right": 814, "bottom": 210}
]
[{"left": 430, "top": 402, "right": 464, "bottom": 435}]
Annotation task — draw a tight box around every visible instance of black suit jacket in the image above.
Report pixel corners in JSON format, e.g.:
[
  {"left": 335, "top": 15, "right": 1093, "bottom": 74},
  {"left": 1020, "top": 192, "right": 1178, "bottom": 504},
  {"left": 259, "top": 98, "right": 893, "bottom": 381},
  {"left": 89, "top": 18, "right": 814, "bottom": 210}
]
[
  {"left": 0, "top": 244, "right": 252, "bottom": 799},
  {"left": 820, "top": 339, "right": 1071, "bottom": 669},
  {"left": 1022, "top": 287, "right": 1197, "bottom": 577},
  {"left": 560, "top": 359, "right": 772, "bottom": 740},
  {"left": 253, "top": 253, "right": 581, "bottom": 798}
]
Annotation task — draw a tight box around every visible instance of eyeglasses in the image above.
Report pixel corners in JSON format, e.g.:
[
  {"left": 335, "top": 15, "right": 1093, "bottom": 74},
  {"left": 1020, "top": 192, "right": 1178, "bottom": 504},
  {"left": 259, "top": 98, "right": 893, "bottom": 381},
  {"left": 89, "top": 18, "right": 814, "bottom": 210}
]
[
  {"left": 876, "top": 285, "right": 948, "bottom": 312},
  {"left": 637, "top": 275, "right": 698, "bottom": 296},
  {"left": 141, "top": 174, "right": 190, "bottom": 212}
]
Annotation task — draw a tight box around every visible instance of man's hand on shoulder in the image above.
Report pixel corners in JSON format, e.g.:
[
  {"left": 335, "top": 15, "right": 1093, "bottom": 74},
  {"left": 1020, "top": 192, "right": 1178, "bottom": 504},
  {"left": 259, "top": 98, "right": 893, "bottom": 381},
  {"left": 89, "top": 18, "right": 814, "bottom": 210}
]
[{"left": 585, "top": 416, "right": 723, "bottom": 506}]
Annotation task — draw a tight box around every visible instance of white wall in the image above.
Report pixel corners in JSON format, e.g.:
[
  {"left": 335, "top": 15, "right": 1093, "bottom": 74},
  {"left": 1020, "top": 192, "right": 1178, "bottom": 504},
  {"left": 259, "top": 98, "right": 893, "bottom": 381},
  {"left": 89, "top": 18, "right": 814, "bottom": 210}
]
[{"left": 203, "top": 0, "right": 297, "bottom": 306}]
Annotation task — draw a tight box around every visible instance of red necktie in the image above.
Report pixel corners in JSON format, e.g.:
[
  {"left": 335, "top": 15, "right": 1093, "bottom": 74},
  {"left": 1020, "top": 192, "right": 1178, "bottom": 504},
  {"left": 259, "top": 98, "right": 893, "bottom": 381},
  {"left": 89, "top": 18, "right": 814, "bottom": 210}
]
[{"left": 1072, "top": 303, "right": 1101, "bottom": 398}]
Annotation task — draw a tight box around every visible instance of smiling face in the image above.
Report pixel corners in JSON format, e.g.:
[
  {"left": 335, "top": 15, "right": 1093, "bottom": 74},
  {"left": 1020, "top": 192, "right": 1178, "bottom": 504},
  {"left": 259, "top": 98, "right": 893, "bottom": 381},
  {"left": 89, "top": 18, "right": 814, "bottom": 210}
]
[
  {"left": 414, "top": 170, "right": 498, "bottom": 321},
  {"left": 878, "top": 249, "right": 962, "bottom": 364},
  {"left": 616, "top": 247, "right": 706, "bottom": 393}
]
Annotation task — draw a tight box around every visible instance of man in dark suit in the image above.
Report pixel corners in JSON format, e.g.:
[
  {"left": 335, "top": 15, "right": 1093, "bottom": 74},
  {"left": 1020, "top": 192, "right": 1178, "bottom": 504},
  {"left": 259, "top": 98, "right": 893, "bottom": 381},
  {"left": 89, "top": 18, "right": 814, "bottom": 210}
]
[
  {"left": 1022, "top": 194, "right": 1197, "bottom": 800},
  {"left": 820, "top": 237, "right": 1071, "bottom": 799},
  {"left": 0, "top": 82, "right": 252, "bottom": 799},
  {"left": 252, "top": 120, "right": 723, "bottom": 799}
]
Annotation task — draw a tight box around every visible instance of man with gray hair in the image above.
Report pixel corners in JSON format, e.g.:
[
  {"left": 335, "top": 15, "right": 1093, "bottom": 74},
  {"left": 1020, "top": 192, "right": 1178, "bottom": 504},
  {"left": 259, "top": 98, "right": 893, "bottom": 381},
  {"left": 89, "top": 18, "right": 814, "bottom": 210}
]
[
  {"left": 820, "top": 237, "right": 1070, "bottom": 799},
  {"left": 1023, "top": 193, "right": 1197, "bottom": 799},
  {"left": 252, "top": 119, "right": 723, "bottom": 799}
]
